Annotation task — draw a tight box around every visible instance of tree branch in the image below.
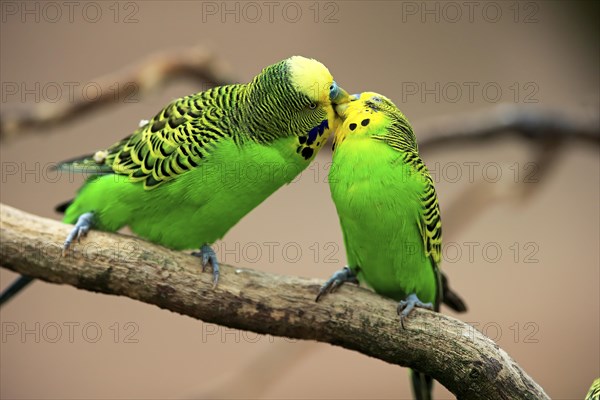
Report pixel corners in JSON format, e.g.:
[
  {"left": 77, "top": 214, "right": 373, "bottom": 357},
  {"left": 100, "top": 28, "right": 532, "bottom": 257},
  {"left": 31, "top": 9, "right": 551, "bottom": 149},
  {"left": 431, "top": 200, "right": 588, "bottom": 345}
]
[
  {"left": 0, "top": 45, "right": 236, "bottom": 139},
  {"left": 0, "top": 203, "right": 548, "bottom": 400}
]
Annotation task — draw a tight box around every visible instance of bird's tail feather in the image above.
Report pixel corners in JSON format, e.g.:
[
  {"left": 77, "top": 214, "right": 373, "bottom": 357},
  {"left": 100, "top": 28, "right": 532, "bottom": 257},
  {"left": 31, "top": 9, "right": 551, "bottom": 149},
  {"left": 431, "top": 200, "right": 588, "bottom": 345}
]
[
  {"left": 411, "top": 369, "right": 433, "bottom": 400},
  {"left": 0, "top": 276, "right": 35, "bottom": 307},
  {"left": 1, "top": 196, "right": 74, "bottom": 308},
  {"left": 53, "top": 152, "right": 114, "bottom": 175},
  {"left": 55, "top": 199, "right": 74, "bottom": 214},
  {"left": 441, "top": 272, "right": 467, "bottom": 312}
]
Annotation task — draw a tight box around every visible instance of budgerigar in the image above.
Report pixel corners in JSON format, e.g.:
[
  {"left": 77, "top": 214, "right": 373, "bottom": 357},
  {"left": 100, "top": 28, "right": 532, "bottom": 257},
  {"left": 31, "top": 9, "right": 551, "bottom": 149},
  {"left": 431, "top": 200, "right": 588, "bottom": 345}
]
[
  {"left": 0, "top": 56, "right": 350, "bottom": 305},
  {"left": 316, "top": 92, "right": 466, "bottom": 400}
]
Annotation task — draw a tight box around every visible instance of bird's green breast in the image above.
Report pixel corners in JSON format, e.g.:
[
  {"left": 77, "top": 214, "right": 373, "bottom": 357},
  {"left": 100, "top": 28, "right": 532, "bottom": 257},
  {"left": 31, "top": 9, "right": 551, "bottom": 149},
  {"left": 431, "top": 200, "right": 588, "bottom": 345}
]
[{"left": 329, "top": 137, "right": 437, "bottom": 303}]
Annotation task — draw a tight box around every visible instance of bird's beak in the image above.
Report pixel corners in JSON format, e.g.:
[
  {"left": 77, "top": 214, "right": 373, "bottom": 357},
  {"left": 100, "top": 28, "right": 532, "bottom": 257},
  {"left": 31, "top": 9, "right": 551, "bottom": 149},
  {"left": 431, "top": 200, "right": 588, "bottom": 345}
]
[
  {"left": 334, "top": 93, "right": 359, "bottom": 118},
  {"left": 330, "top": 81, "right": 352, "bottom": 108},
  {"left": 331, "top": 86, "right": 351, "bottom": 105}
]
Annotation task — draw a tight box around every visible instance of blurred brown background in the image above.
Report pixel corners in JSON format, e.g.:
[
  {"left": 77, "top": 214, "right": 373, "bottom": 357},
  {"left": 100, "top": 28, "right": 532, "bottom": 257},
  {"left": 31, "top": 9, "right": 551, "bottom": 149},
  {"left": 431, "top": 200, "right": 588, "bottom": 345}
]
[{"left": 1, "top": 1, "right": 598, "bottom": 399}]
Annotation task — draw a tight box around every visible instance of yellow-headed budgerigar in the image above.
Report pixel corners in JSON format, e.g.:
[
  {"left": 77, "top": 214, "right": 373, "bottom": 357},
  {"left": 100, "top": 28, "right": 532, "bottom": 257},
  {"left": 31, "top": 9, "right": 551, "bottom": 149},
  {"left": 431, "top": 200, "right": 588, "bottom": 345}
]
[
  {"left": 0, "top": 56, "right": 351, "bottom": 305},
  {"left": 316, "top": 92, "right": 466, "bottom": 400}
]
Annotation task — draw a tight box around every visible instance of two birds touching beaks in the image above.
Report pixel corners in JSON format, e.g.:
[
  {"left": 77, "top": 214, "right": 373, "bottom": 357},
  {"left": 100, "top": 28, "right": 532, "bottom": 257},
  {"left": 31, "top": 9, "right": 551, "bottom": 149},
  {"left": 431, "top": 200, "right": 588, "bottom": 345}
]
[{"left": 1, "top": 56, "right": 466, "bottom": 400}]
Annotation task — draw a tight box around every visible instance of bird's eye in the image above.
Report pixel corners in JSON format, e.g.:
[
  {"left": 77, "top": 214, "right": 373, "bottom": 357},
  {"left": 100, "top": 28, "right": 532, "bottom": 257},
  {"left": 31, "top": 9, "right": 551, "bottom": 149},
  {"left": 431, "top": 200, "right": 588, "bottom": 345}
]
[{"left": 308, "top": 102, "right": 317, "bottom": 110}]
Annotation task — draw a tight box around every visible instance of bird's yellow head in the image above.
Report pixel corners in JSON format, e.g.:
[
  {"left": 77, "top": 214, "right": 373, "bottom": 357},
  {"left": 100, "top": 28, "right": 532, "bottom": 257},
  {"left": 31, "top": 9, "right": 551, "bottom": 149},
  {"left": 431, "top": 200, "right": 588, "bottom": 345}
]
[
  {"left": 287, "top": 56, "right": 349, "bottom": 107},
  {"left": 245, "top": 56, "right": 351, "bottom": 161},
  {"left": 332, "top": 91, "right": 416, "bottom": 151}
]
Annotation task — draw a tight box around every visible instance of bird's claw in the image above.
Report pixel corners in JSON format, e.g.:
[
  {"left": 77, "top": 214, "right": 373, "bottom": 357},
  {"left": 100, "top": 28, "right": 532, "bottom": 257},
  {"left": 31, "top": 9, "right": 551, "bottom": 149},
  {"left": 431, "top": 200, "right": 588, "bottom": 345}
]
[
  {"left": 192, "top": 244, "right": 220, "bottom": 288},
  {"left": 315, "top": 266, "right": 358, "bottom": 302},
  {"left": 62, "top": 212, "right": 95, "bottom": 256},
  {"left": 397, "top": 293, "right": 433, "bottom": 329}
]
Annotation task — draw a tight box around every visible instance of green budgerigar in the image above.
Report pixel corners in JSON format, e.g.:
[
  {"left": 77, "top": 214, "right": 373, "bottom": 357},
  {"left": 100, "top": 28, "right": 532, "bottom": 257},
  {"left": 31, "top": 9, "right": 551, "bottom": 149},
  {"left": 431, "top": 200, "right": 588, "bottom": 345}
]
[
  {"left": 0, "top": 56, "right": 350, "bottom": 305},
  {"left": 316, "top": 92, "right": 466, "bottom": 400}
]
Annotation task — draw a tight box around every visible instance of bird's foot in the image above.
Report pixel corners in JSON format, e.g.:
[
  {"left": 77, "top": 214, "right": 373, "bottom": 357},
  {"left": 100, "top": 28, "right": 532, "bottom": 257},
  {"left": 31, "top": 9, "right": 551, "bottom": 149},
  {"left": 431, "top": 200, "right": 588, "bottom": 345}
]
[
  {"left": 397, "top": 293, "right": 433, "bottom": 329},
  {"left": 315, "top": 266, "right": 358, "bottom": 302},
  {"left": 62, "top": 212, "right": 95, "bottom": 256},
  {"left": 191, "top": 244, "right": 220, "bottom": 288}
]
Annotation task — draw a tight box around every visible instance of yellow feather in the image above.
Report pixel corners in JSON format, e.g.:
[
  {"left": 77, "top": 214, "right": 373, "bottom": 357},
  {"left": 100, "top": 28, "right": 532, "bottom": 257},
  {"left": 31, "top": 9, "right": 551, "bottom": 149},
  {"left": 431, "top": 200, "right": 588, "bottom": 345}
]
[{"left": 287, "top": 56, "right": 334, "bottom": 104}]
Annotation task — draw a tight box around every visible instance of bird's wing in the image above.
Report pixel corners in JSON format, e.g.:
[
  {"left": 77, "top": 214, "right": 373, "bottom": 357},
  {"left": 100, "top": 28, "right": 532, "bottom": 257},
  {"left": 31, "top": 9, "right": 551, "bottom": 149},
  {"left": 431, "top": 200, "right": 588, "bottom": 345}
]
[
  {"left": 416, "top": 161, "right": 443, "bottom": 310},
  {"left": 412, "top": 157, "right": 467, "bottom": 312},
  {"left": 57, "top": 87, "right": 239, "bottom": 189},
  {"left": 392, "top": 151, "right": 442, "bottom": 265},
  {"left": 399, "top": 153, "right": 443, "bottom": 309},
  {"left": 418, "top": 166, "right": 442, "bottom": 266}
]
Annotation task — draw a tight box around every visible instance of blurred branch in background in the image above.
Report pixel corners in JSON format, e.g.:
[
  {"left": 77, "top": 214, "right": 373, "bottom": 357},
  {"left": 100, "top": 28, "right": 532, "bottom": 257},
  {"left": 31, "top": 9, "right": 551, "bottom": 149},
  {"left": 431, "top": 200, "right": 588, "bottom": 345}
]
[
  {"left": 442, "top": 134, "right": 565, "bottom": 238},
  {"left": 422, "top": 103, "right": 599, "bottom": 246},
  {"left": 0, "top": 204, "right": 549, "bottom": 400},
  {"left": 0, "top": 45, "right": 237, "bottom": 139},
  {"left": 415, "top": 103, "right": 599, "bottom": 150}
]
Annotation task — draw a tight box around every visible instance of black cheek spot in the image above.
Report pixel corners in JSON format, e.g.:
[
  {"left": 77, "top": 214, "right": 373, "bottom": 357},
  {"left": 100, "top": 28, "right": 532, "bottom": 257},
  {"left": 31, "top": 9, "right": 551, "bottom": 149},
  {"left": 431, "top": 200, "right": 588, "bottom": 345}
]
[
  {"left": 361, "top": 119, "right": 370, "bottom": 127},
  {"left": 349, "top": 123, "right": 357, "bottom": 131},
  {"left": 301, "top": 147, "right": 314, "bottom": 160},
  {"left": 299, "top": 136, "right": 307, "bottom": 144},
  {"left": 296, "top": 146, "right": 302, "bottom": 154}
]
